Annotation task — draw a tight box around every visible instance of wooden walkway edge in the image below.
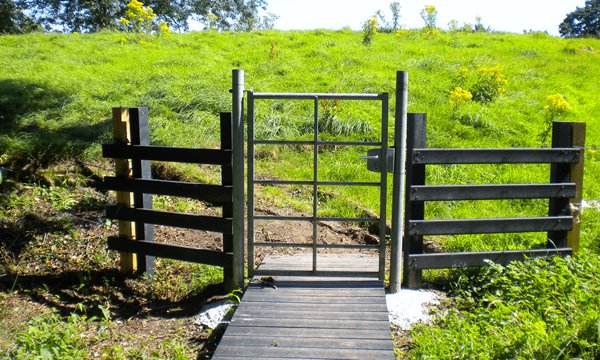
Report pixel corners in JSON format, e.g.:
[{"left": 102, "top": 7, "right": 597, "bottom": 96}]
[{"left": 212, "top": 255, "right": 395, "bottom": 359}]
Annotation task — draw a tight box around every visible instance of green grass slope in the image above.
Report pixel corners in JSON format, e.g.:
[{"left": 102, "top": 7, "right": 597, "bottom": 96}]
[
  {"left": 1, "top": 29, "right": 599, "bottom": 247},
  {"left": 1, "top": 30, "right": 598, "bottom": 184},
  {"left": 1, "top": 29, "right": 600, "bottom": 360}
]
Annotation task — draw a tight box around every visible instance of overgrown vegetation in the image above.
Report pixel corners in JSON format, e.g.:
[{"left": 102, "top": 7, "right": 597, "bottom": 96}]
[
  {"left": 410, "top": 252, "right": 600, "bottom": 359},
  {"left": 0, "top": 29, "right": 599, "bottom": 358}
]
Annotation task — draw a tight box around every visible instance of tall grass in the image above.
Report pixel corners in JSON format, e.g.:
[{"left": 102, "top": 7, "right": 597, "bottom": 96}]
[{"left": 1, "top": 29, "right": 598, "bottom": 244}]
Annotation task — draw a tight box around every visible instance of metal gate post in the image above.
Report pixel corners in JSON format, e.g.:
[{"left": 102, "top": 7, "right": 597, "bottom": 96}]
[
  {"left": 389, "top": 71, "right": 408, "bottom": 293},
  {"left": 232, "top": 69, "right": 245, "bottom": 289}
]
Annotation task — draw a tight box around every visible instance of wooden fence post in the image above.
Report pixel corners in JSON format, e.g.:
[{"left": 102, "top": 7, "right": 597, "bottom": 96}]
[
  {"left": 112, "top": 107, "right": 137, "bottom": 273},
  {"left": 548, "top": 121, "right": 586, "bottom": 252},
  {"left": 129, "top": 108, "right": 155, "bottom": 274},
  {"left": 402, "top": 113, "right": 426, "bottom": 289},
  {"left": 221, "top": 112, "right": 235, "bottom": 291},
  {"left": 567, "top": 122, "right": 586, "bottom": 254}
]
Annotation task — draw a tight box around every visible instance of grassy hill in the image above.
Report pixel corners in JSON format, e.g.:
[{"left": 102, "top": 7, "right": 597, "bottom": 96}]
[{"left": 1, "top": 30, "right": 599, "bottom": 358}]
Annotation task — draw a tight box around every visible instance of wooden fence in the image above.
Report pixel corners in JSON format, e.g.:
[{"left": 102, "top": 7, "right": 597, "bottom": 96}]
[
  {"left": 102, "top": 108, "right": 237, "bottom": 290},
  {"left": 403, "top": 113, "right": 586, "bottom": 288}
]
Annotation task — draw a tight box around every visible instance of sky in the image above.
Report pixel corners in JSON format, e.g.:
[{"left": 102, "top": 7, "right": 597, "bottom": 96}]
[{"left": 265, "top": 0, "right": 587, "bottom": 36}]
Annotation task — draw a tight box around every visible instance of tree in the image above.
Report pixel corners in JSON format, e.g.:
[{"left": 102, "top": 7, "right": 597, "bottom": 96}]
[
  {"left": 0, "top": 0, "right": 39, "bottom": 34},
  {"left": 390, "top": 1, "right": 400, "bottom": 31},
  {"left": 16, "top": 0, "right": 124, "bottom": 32},
  {"left": 193, "top": 0, "right": 277, "bottom": 31},
  {"left": 16, "top": 0, "right": 276, "bottom": 33},
  {"left": 559, "top": 0, "right": 600, "bottom": 38}
]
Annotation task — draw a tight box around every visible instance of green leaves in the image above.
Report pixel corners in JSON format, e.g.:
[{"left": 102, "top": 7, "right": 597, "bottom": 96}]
[
  {"left": 411, "top": 255, "right": 600, "bottom": 359},
  {"left": 560, "top": 0, "right": 600, "bottom": 38}
]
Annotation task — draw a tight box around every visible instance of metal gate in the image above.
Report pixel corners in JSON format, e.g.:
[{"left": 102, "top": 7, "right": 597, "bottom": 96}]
[{"left": 247, "top": 92, "right": 389, "bottom": 279}]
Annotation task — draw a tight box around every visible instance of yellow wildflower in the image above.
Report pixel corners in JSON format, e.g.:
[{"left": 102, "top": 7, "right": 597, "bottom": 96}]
[
  {"left": 544, "top": 94, "right": 573, "bottom": 114},
  {"left": 449, "top": 86, "right": 473, "bottom": 107}
]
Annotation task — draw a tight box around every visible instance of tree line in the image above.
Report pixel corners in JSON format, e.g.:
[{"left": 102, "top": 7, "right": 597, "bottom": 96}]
[
  {"left": 0, "top": 0, "right": 278, "bottom": 34},
  {"left": 1, "top": 0, "right": 599, "bottom": 38}
]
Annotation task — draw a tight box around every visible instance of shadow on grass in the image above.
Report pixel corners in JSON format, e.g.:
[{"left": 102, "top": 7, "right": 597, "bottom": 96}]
[
  {"left": 0, "top": 268, "right": 227, "bottom": 320},
  {"left": 0, "top": 79, "right": 112, "bottom": 178}
]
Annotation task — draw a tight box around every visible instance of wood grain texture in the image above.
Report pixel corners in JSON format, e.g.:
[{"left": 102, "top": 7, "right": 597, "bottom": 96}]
[{"left": 212, "top": 254, "right": 394, "bottom": 359}]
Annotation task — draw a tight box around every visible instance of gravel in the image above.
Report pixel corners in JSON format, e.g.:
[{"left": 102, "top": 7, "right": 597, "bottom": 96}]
[
  {"left": 386, "top": 289, "right": 442, "bottom": 330},
  {"left": 194, "top": 300, "right": 234, "bottom": 329},
  {"left": 195, "top": 288, "right": 444, "bottom": 331}
]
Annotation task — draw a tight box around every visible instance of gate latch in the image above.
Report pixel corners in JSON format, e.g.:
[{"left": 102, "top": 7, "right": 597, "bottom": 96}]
[{"left": 360, "top": 148, "right": 394, "bottom": 173}]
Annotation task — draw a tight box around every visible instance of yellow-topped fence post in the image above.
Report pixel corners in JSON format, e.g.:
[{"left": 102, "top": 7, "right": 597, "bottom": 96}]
[{"left": 112, "top": 107, "right": 137, "bottom": 273}]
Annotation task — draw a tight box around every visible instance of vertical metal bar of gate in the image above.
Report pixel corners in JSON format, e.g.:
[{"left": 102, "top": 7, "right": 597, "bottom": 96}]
[
  {"left": 247, "top": 90, "right": 256, "bottom": 277},
  {"left": 231, "top": 70, "right": 245, "bottom": 288},
  {"left": 312, "top": 97, "right": 319, "bottom": 272},
  {"left": 247, "top": 92, "right": 389, "bottom": 279},
  {"left": 379, "top": 96, "right": 389, "bottom": 279},
  {"left": 389, "top": 71, "right": 408, "bottom": 293}
]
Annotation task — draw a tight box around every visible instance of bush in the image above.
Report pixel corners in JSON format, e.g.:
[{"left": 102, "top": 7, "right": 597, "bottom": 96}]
[
  {"left": 410, "top": 254, "right": 600, "bottom": 359},
  {"left": 11, "top": 313, "right": 87, "bottom": 359},
  {"left": 362, "top": 17, "right": 378, "bottom": 45},
  {"left": 453, "top": 65, "right": 508, "bottom": 103}
]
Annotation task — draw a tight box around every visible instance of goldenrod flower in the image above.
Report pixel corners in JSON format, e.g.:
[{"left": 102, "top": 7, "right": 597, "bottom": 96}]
[{"left": 449, "top": 86, "right": 473, "bottom": 107}]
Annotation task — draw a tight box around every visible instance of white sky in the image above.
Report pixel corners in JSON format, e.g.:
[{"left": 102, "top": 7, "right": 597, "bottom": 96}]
[{"left": 266, "top": 0, "right": 586, "bottom": 36}]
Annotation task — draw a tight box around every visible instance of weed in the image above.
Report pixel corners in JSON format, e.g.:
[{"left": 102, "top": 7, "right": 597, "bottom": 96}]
[
  {"left": 362, "top": 17, "right": 378, "bottom": 46},
  {"left": 411, "top": 254, "right": 600, "bottom": 359},
  {"left": 117, "top": 0, "right": 171, "bottom": 42},
  {"left": 10, "top": 312, "right": 87, "bottom": 359},
  {"left": 420, "top": 5, "right": 438, "bottom": 30},
  {"left": 227, "top": 289, "right": 243, "bottom": 304},
  {"left": 141, "top": 259, "right": 223, "bottom": 302},
  {"left": 448, "top": 86, "right": 473, "bottom": 108},
  {"left": 454, "top": 64, "right": 508, "bottom": 103},
  {"left": 540, "top": 93, "right": 574, "bottom": 144},
  {"left": 269, "top": 41, "right": 278, "bottom": 61}
]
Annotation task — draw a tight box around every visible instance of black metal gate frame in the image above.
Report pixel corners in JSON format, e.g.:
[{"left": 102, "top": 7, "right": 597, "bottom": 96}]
[{"left": 247, "top": 92, "right": 389, "bottom": 279}]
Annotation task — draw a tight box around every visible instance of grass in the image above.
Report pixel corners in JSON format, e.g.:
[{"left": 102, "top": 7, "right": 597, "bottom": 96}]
[
  {"left": 1, "top": 28, "right": 600, "bottom": 358},
  {"left": 409, "top": 252, "right": 600, "bottom": 359}
]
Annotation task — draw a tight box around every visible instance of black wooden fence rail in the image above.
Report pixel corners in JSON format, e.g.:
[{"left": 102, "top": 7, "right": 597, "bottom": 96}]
[
  {"left": 102, "top": 108, "right": 235, "bottom": 288},
  {"left": 403, "top": 113, "right": 586, "bottom": 288}
]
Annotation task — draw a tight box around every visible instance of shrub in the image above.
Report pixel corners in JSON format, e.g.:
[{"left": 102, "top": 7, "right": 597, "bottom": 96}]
[
  {"left": 420, "top": 5, "right": 438, "bottom": 30},
  {"left": 362, "top": 17, "right": 378, "bottom": 45},
  {"left": 471, "top": 65, "right": 507, "bottom": 102},
  {"left": 411, "top": 255, "right": 600, "bottom": 359},
  {"left": 10, "top": 313, "right": 87, "bottom": 359},
  {"left": 117, "top": 0, "right": 171, "bottom": 38},
  {"left": 454, "top": 65, "right": 508, "bottom": 103},
  {"left": 449, "top": 86, "right": 473, "bottom": 108},
  {"left": 540, "top": 93, "right": 573, "bottom": 143}
]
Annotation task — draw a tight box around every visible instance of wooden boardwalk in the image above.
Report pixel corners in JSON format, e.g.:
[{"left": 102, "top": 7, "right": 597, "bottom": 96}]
[{"left": 212, "top": 254, "right": 395, "bottom": 359}]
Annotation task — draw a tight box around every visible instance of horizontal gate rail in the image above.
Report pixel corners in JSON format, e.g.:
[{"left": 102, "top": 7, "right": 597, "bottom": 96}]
[
  {"left": 409, "top": 183, "right": 576, "bottom": 201},
  {"left": 253, "top": 140, "right": 382, "bottom": 146},
  {"left": 254, "top": 215, "right": 380, "bottom": 223},
  {"left": 411, "top": 148, "right": 580, "bottom": 164},
  {"left": 408, "top": 216, "right": 573, "bottom": 236},
  {"left": 106, "top": 206, "right": 232, "bottom": 233},
  {"left": 104, "top": 177, "right": 232, "bottom": 202},
  {"left": 102, "top": 143, "right": 231, "bottom": 165},
  {"left": 407, "top": 248, "right": 573, "bottom": 270},
  {"left": 402, "top": 114, "right": 586, "bottom": 288},
  {"left": 253, "top": 242, "right": 379, "bottom": 250},
  {"left": 251, "top": 92, "right": 385, "bottom": 100},
  {"left": 254, "top": 180, "right": 381, "bottom": 186},
  {"left": 107, "top": 237, "right": 231, "bottom": 267}
]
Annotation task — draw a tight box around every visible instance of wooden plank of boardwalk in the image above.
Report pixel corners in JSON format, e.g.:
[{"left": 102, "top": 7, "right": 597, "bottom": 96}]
[{"left": 212, "top": 254, "right": 395, "bottom": 359}]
